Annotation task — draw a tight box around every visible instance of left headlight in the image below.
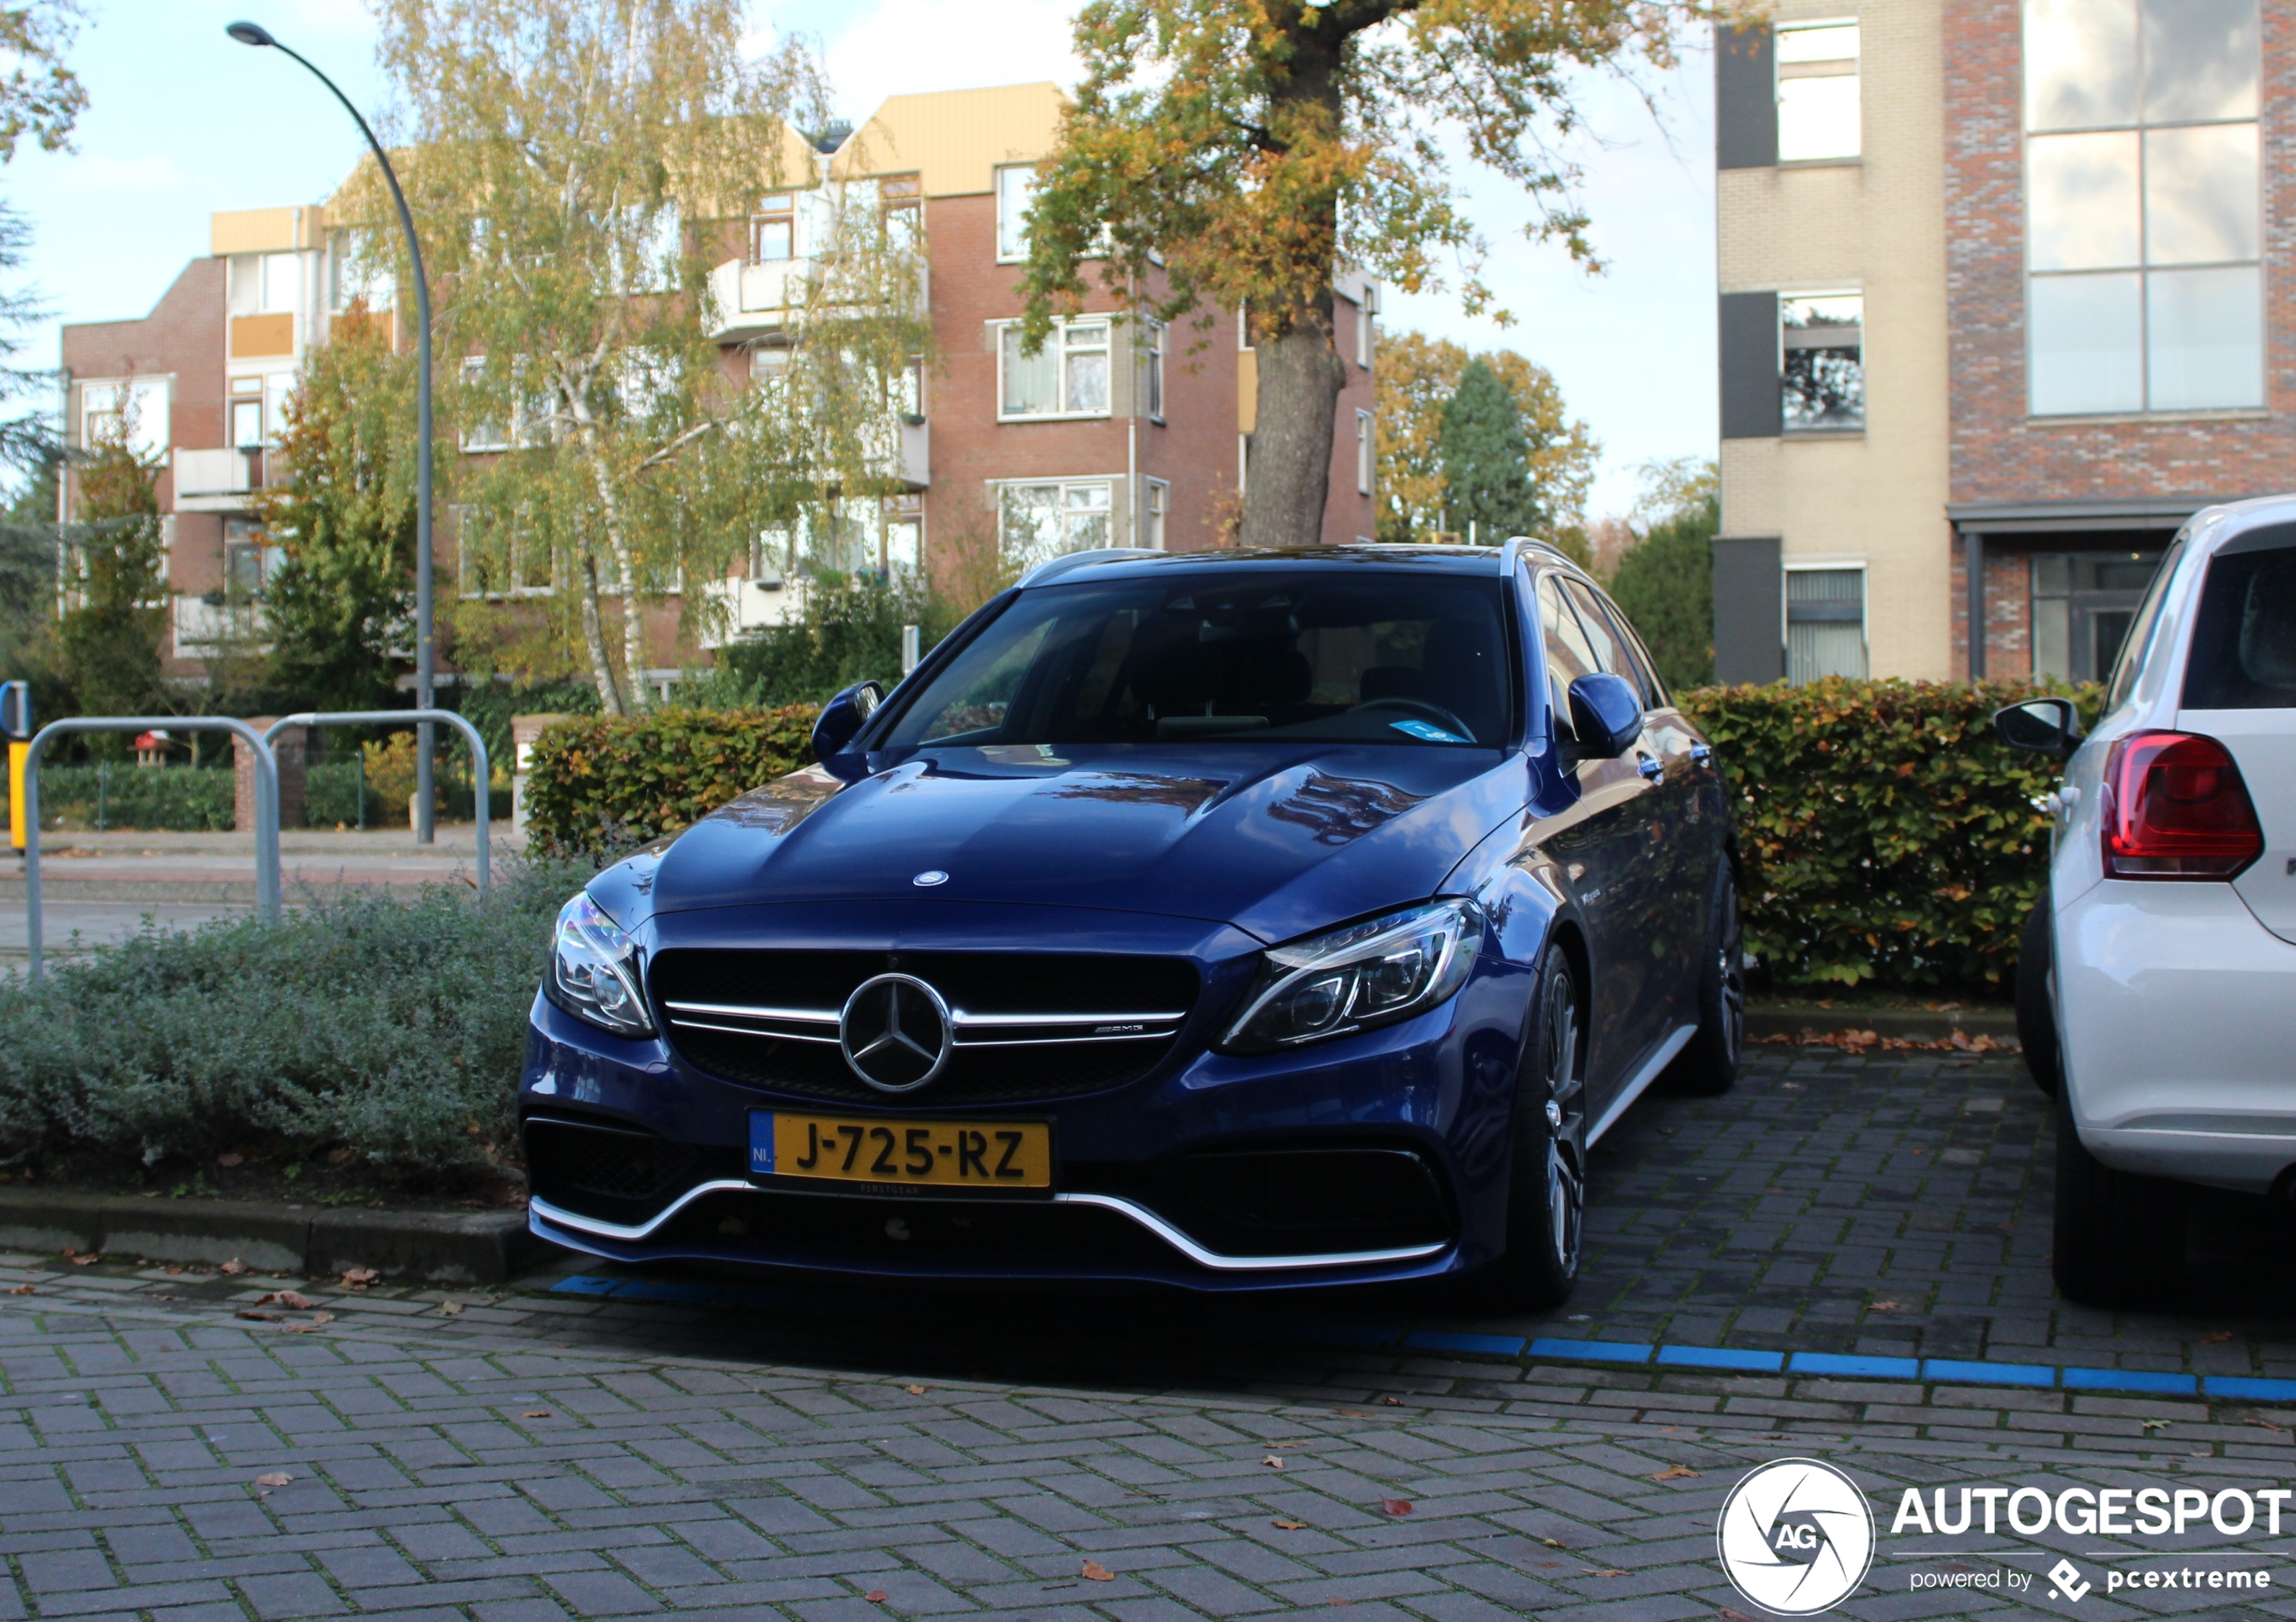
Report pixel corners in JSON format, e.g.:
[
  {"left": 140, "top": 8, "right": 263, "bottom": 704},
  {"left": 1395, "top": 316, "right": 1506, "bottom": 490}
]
[
  {"left": 1220, "top": 899, "right": 1482, "bottom": 1053},
  {"left": 546, "top": 891, "right": 655, "bottom": 1038}
]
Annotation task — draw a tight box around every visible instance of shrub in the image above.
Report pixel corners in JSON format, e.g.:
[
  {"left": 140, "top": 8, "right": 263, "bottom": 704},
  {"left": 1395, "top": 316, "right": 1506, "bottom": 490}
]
[
  {"left": 36, "top": 764, "right": 235, "bottom": 832},
  {"left": 0, "top": 858, "right": 588, "bottom": 1176},
  {"left": 1680, "top": 677, "right": 2097, "bottom": 995},
  {"left": 713, "top": 572, "right": 959, "bottom": 708},
  {"left": 525, "top": 703, "right": 818, "bottom": 851}
]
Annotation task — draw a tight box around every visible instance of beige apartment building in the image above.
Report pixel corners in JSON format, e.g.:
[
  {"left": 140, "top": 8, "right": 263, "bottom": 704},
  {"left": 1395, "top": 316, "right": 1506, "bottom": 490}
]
[
  {"left": 1715, "top": 0, "right": 2291, "bottom": 686},
  {"left": 62, "top": 82, "right": 1380, "bottom": 688}
]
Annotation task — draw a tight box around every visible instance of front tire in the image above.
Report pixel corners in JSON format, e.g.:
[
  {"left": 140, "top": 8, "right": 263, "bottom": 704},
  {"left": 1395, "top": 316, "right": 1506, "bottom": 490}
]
[
  {"left": 1670, "top": 867, "right": 1745, "bottom": 1096},
  {"left": 1466, "top": 943, "right": 1587, "bottom": 1311},
  {"left": 2017, "top": 895, "right": 2061, "bottom": 1098},
  {"left": 2052, "top": 1083, "right": 2184, "bottom": 1306}
]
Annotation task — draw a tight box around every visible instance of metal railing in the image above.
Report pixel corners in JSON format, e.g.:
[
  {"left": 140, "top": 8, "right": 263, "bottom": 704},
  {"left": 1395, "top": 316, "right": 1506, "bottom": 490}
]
[
  {"left": 265, "top": 709, "right": 489, "bottom": 894},
  {"left": 23, "top": 716, "right": 280, "bottom": 980}
]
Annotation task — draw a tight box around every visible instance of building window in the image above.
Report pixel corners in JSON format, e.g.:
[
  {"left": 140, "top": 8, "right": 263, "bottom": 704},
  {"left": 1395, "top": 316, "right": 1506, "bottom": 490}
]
[
  {"left": 996, "top": 165, "right": 1037, "bottom": 262},
  {"left": 1143, "top": 478, "right": 1168, "bottom": 549},
  {"left": 1356, "top": 410, "right": 1374, "bottom": 494},
  {"left": 1144, "top": 321, "right": 1164, "bottom": 420},
  {"left": 1356, "top": 300, "right": 1374, "bottom": 367},
  {"left": 1785, "top": 566, "right": 1868, "bottom": 684},
  {"left": 328, "top": 229, "right": 393, "bottom": 313},
  {"left": 998, "top": 478, "right": 1111, "bottom": 564},
  {"left": 999, "top": 320, "right": 1111, "bottom": 419},
  {"left": 1781, "top": 292, "right": 1864, "bottom": 431},
  {"left": 749, "top": 344, "right": 788, "bottom": 394},
  {"left": 2024, "top": 0, "right": 2261, "bottom": 414},
  {"left": 1776, "top": 21, "right": 1860, "bottom": 161},
  {"left": 80, "top": 378, "right": 168, "bottom": 457},
  {"left": 229, "top": 376, "right": 262, "bottom": 450},
  {"left": 456, "top": 506, "right": 554, "bottom": 599},
  {"left": 2030, "top": 550, "right": 2165, "bottom": 679},
  {"left": 752, "top": 193, "right": 796, "bottom": 263},
  {"left": 223, "top": 518, "right": 278, "bottom": 601}
]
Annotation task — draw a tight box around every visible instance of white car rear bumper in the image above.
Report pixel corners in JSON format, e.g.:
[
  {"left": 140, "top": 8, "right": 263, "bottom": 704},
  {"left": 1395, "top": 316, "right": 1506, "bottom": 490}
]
[{"left": 2061, "top": 877, "right": 2296, "bottom": 1193}]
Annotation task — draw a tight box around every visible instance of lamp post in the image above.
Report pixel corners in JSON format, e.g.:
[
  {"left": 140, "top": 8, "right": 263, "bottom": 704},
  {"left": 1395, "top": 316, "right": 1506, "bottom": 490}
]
[{"left": 227, "top": 20, "right": 436, "bottom": 844}]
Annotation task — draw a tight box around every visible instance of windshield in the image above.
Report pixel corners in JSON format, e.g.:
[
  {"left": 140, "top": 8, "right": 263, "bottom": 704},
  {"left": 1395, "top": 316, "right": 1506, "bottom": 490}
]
[{"left": 885, "top": 571, "right": 1515, "bottom": 749}]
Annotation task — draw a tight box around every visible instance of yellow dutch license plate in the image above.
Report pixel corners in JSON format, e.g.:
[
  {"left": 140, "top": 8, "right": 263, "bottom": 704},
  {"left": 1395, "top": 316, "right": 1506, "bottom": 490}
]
[{"left": 751, "top": 1111, "right": 1053, "bottom": 1191}]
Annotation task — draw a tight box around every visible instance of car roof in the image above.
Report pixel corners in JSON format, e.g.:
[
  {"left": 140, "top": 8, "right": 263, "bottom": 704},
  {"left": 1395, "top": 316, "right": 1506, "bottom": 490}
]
[
  {"left": 1017, "top": 542, "right": 1587, "bottom": 589},
  {"left": 2183, "top": 492, "right": 2296, "bottom": 557}
]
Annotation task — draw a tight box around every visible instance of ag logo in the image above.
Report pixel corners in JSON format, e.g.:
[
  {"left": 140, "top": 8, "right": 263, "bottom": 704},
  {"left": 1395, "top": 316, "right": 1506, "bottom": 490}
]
[{"left": 1716, "top": 1458, "right": 1874, "bottom": 1615}]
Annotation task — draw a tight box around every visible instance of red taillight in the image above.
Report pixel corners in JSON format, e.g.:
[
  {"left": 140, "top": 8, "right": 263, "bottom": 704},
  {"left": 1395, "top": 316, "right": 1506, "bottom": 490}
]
[{"left": 2101, "top": 731, "right": 2264, "bottom": 879}]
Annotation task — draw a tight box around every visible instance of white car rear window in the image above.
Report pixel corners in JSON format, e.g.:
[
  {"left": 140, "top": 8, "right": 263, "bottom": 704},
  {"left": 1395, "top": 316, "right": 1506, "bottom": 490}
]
[{"left": 2186, "top": 542, "right": 2296, "bottom": 708}]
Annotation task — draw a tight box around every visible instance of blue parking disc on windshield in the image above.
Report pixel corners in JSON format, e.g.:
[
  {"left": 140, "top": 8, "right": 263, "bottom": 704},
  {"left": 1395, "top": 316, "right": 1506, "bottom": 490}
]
[{"left": 1389, "top": 719, "right": 1467, "bottom": 743}]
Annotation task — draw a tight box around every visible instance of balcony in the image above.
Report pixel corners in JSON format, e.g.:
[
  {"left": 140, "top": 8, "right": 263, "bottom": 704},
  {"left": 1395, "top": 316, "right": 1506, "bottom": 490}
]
[
  {"left": 705, "top": 258, "right": 811, "bottom": 343},
  {"left": 697, "top": 572, "right": 810, "bottom": 649},
  {"left": 173, "top": 448, "right": 267, "bottom": 513},
  {"left": 877, "top": 415, "right": 929, "bottom": 491}
]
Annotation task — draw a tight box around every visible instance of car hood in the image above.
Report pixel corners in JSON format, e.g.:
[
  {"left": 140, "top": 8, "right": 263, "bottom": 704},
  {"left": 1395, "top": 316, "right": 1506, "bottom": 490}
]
[{"left": 642, "top": 742, "right": 1529, "bottom": 945}]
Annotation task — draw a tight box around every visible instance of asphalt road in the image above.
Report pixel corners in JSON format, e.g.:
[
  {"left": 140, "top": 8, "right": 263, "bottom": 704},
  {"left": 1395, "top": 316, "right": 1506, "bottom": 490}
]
[{"left": 10, "top": 1050, "right": 2296, "bottom": 1619}]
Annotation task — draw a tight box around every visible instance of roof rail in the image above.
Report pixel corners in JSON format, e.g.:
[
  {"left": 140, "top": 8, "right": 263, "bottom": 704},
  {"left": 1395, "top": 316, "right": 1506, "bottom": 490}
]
[
  {"left": 1017, "top": 546, "right": 1165, "bottom": 588},
  {"left": 1499, "top": 535, "right": 1575, "bottom": 574}
]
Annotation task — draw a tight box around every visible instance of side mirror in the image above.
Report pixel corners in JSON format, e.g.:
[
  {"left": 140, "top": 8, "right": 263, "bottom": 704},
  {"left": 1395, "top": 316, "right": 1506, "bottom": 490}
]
[
  {"left": 1565, "top": 673, "right": 1642, "bottom": 761},
  {"left": 811, "top": 680, "right": 884, "bottom": 761},
  {"left": 1993, "top": 696, "right": 2082, "bottom": 759}
]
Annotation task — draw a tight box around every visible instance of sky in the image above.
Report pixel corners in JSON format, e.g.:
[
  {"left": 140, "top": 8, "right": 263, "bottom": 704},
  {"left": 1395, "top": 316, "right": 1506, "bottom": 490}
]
[{"left": 7, "top": 0, "right": 1717, "bottom": 520}]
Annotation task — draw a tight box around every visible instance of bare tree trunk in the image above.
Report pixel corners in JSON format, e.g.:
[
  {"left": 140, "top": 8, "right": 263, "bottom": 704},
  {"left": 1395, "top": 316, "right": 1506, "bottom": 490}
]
[
  {"left": 577, "top": 546, "right": 625, "bottom": 715},
  {"left": 1238, "top": 297, "right": 1348, "bottom": 552},
  {"left": 569, "top": 405, "right": 649, "bottom": 710}
]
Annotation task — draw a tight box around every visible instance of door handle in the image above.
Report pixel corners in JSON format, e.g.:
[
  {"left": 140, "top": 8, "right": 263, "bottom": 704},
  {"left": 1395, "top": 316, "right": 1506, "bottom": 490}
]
[
  {"left": 1637, "top": 755, "right": 1662, "bottom": 781},
  {"left": 1689, "top": 743, "right": 1713, "bottom": 764}
]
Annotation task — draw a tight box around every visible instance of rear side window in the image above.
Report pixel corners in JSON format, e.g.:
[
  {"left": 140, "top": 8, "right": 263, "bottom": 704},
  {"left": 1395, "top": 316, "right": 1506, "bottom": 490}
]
[
  {"left": 2184, "top": 543, "right": 2296, "bottom": 709},
  {"left": 2103, "top": 538, "right": 2183, "bottom": 713}
]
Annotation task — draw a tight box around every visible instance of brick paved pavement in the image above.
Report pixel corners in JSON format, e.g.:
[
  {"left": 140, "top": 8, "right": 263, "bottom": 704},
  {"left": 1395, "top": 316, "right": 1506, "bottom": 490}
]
[{"left": 9, "top": 1050, "right": 2296, "bottom": 1619}]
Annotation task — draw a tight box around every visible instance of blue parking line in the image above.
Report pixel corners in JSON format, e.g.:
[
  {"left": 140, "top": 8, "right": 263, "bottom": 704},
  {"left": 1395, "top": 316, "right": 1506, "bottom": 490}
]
[
  {"left": 610, "top": 1278, "right": 719, "bottom": 1303},
  {"left": 1405, "top": 1330, "right": 1529, "bottom": 1357},
  {"left": 2203, "top": 1376, "right": 2296, "bottom": 1402},
  {"left": 1657, "top": 1344, "right": 1785, "bottom": 1373},
  {"left": 1528, "top": 1337, "right": 1654, "bottom": 1364},
  {"left": 1789, "top": 1352, "right": 1922, "bottom": 1380},
  {"left": 1923, "top": 1358, "right": 2057, "bottom": 1388},
  {"left": 550, "top": 1275, "right": 621, "bottom": 1297},
  {"left": 2063, "top": 1367, "right": 2198, "bottom": 1396}
]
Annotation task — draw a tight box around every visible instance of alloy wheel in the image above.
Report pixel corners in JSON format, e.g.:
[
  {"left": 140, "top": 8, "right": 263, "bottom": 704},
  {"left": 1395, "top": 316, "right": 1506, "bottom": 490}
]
[{"left": 1539, "top": 967, "right": 1586, "bottom": 1274}]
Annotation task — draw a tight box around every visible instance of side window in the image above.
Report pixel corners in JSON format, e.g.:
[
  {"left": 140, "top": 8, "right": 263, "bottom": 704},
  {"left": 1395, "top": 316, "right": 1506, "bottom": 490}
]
[
  {"left": 2104, "top": 537, "right": 2186, "bottom": 712},
  {"left": 1538, "top": 574, "right": 1602, "bottom": 729},
  {"left": 1560, "top": 578, "right": 1647, "bottom": 710},
  {"left": 1584, "top": 584, "right": 1669, "bottom": 710}
]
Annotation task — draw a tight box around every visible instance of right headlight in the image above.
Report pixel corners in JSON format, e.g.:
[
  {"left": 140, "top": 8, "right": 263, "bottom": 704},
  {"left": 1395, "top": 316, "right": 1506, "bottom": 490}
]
[
  {"left": 546, "top": 891, "right": 655, "bottom": 1038},
  {"left": 1220, "top": 899, "right": 1482, "bottom": 1053}
]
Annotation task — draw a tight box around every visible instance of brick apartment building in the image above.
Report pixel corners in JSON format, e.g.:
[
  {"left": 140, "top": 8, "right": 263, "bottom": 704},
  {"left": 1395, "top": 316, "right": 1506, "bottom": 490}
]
[
  {"left": 61, "top": 82, "right": 1380, "bottom": 687},
  {"left": 1712, "top": 0, "right": 2284, "bottom": 686}
]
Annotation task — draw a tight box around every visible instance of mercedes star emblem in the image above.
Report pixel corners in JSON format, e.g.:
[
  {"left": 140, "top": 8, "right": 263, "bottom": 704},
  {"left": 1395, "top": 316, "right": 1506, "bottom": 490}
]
[
  {"left": 839, "top": 973, "right": 954, "bottom": 1092},
  {"left": 912, "top": 870, "right": 949, "bottom": 887}
]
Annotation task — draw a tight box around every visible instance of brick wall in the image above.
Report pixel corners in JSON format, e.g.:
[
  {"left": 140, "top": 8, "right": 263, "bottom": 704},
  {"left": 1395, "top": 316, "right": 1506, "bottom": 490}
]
[
  {"left": 1944, "top": 0, "right": 2296, "bottom": 505},
  {"left": 1945, "top": 546, "right": 2037, "bottom": 679}
]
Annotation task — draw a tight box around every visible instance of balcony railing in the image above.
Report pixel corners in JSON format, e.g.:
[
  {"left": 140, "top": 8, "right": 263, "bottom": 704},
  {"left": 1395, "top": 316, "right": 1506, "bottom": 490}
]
[{"left": 705, "top": 258, "right": 813, "bottom": 343}]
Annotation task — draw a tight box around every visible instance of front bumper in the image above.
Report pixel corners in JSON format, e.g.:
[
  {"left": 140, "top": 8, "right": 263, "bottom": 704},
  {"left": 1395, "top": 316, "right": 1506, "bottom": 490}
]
[
  {"left": 519, "top": 901, "right": 1529, "bottom": 1290},
  {"left": 2060, "top": 877, "right": 2296, "bottom": 1193}
]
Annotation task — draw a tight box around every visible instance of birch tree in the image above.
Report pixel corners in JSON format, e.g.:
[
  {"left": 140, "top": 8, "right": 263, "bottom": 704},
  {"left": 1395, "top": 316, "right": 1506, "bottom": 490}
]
[
  {"left": 1021, "top": 0, "right": 1682, "bottom": 552},
  {"left": 363, "top": 0, "right": 927, "bottom": 713}
]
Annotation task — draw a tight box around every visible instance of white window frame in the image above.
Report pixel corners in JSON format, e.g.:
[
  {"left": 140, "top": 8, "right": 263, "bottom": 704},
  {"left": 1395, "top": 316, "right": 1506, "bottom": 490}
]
[
  {"left": 1144, "top": 320, "right": 1165, "bottom": 422},
  {"left": 995, "top": 318, "right": 1115, "bottom": 422},
  {"left": 1143, "top": 476, "right": 1169, "bottom": 550},
  {"left": 995, "top": 165, "right": 1037, "bottom": 263},
  {"left": 1355, "top": 409, "right": 1374, "bottom": 495},
  {"left": 993, "top": 476, "right": 1118, "bottom": 561},
  {"left": 1775, "top": 19, "right": 1862, "bottom": 164},
  {"left": 78, "top": 377, "right": 170, "bottom": 458},
  {"left": 454, "top": 505, "right": 557, "bottom": 599},
  {"left": 1782, "top": 560, "right": 1869, "bottom": 684},
  {"left": 1356, "top": 300, "right": 1373, "bottom": 368}
]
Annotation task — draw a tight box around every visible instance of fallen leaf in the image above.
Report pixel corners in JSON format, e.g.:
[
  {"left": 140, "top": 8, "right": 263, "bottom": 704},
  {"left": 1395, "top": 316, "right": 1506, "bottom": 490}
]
[
  {"left": 236, "top": 1310, "right": 279, "bottom": 1323},
  {"left": 68, "top": 1253, "right": 99, "bottom": 1268},
  {"left": 1272, "top": 1519, "right": 1309, "bottom": 1531},
  {"left": 1337, "top": 1409, "right": 1373, "bottom": 1419},
  {"left": 438, "top": 1301, "right": 464, "bottom": 1316},
  {"left": 216, "top": 1153, "right": 243, "bottom": 1168},
  {"left": 1868, "top": 1300, "right": 1902, "bottom": 1312},
  {"left": 2245, "top": 1419, "right": 2288, "bottom": 1433},
  {"left": 1381, "top": 1499, "right": 1414, "bottom": 1517},
  {"left": 522, "top": 1410, "right": 551, "bottom": 1419},
  {"left": 905, "top": 1384, "right": 927, "bottom": 1395},
  {"left": 1584, "top": 1568, "right": 1629, "bottom": 1578},
  {"left": 1379, "top": 1396, "right": 1403, "bottom": 1407},
  {"left": 2142, "top": 1419, "right": 2171, "bottom": 1431},
  {"left": 256, "top": 1290, "right": 315, "bottom": 1311},
  {"left": 340, "top": 1267, "right": 379, "bottom": 1288},
  {"left": 1263, "top": 1456, "right": 1284, "bottom": 1469},
  {"left": 1652, "top": 1466, "right": 1698, "bottom": 1482},
  {"left": 7, "top": 1284, "right": 32, "bottom": 1296},
  {"left": 2202, "top": 1331, "right": 2235, "bottom": 1344},
  {"left": 279, "top": 1316, "right": 334, "bottom": 1334},
  {"left": 255, "top": 1472, "right": 292, "bottom": 1487},
  {"left": 221, "top": 1259, "right": 249, "bottom": 1276},
  {"left": 1080, "top": 1561, "right": 1114, "bottom": 1582},
  {"left": 1542, "top": 1538, "right": 1567, "bottom": 1549},
  {"left": 865, "top": 1592, "right": 889, "bottom": 1604}
]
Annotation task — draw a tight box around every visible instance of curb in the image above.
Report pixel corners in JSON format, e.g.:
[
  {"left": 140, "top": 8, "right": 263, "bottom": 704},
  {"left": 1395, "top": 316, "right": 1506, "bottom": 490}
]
[
  {"left": 0, "top": 1188, "right": 547, "bottom": 1284},
  {"left": 1746, "top": 1003, "right": 2018, "bottom": 1042}
]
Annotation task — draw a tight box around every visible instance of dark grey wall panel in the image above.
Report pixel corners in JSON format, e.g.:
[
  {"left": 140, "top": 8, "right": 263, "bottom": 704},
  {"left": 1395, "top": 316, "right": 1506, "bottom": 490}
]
[
  {"left": 1717, "top": 24, "right": 1777, "bottom": 170},
  {"left": 1713, "top": 535, "right": 1784, "bottom": 686},
  {"left": 1718, "top": 292, "right": 1782, "bottom": 441}
]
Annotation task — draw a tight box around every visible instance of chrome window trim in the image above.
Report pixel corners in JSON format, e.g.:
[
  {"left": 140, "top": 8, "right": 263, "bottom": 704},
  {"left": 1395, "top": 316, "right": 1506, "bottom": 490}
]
[{"left": 530, "top": 1185, "right": 1448, "bottom": 1272}]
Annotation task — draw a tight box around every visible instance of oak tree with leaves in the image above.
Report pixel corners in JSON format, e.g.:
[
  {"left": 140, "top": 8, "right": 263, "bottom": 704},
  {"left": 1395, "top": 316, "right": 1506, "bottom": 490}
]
[{"left": 1021, "top": 0, "right": 1677, "bottom": 550}]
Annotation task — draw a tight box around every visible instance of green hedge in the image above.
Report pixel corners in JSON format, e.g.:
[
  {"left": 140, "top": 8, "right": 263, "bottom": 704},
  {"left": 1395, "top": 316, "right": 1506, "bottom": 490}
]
[
  {"left": 525, "top": 704, "right": 819, "bottom": 851},
  {"left": 36, "top": 765, "right": 236, "bottom": 832},
  {"left": 1680, "top": 678, "right": 2094, "bottom": 995}
]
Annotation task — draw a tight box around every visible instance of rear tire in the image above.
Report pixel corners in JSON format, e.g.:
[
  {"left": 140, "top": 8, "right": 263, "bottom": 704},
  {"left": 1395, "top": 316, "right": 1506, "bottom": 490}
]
[
  {"left": 2052, "top": 1083, "right": 2184, "bottom": 1306},
  {"left": 1463, "top": 944, "right": 1586, "bottom": 1312},
  {"left": 2017, "top": 896, "right": 2062, "bottom": 1098},
  {"left": 1669, "top": 867, "right": 1745, "bottom": 1096}
]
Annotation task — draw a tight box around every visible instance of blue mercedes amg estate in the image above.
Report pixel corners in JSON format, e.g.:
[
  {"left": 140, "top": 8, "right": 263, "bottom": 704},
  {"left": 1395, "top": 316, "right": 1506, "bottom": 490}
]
[{"left": 522, "top": 541, "right": 1741, "bottom": 1306}]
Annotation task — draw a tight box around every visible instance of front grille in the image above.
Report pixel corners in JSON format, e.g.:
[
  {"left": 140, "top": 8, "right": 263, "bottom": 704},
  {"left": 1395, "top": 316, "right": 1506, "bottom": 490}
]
[
  {"left": 524, "top": 1113, "right": 741, "bottom": 1226},
  {"left": 650, "top": 949, "right": 1200, "bottom": 1106},
  {"left": 655, "top": 1186, "right": 1177, "bottom": 1272}
]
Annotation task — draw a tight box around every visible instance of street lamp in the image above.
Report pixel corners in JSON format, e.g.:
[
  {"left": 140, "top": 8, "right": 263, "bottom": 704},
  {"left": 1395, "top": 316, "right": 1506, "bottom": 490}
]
[{"left": 227, "top": 20, "right": 438, "bottom": 844}]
